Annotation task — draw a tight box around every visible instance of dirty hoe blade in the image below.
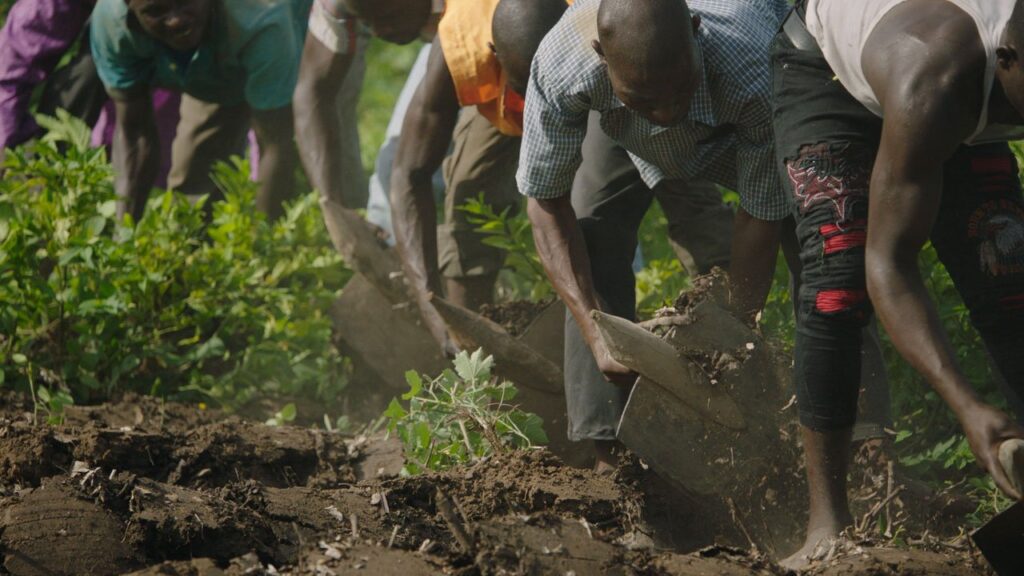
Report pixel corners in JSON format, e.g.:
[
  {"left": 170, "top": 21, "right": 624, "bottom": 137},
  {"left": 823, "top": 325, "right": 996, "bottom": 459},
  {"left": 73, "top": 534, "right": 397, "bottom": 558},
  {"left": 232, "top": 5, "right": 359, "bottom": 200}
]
[
  {"left": 590, "top": 311, "right": 745, "bottom": 430},
  {"left": 320, "top": 198, "right": 406, "bottom": 303},
  {"left": 430, "top": 296, "right": 563, "bottom": 395}
]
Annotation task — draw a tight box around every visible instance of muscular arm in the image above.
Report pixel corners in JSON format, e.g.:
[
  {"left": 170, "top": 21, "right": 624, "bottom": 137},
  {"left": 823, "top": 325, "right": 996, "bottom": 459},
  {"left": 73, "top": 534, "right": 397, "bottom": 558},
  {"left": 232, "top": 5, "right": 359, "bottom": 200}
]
[
  {"left": 389, "top": 37, "right": 460, "bottom": 351},
  {"left": 110, "top": 87, "right": 159, "bottom": 221},
  {"left": 528, "top": 196, "right": 635, "bottom": 385},
  {"left": 251, "top": 105, "right": 299, "bottom": 220},
  {"left": 864, "top": 21, "right": 1024, "bottom": 498},
  {"left": 729, "top": 209, "right": 781, "bottom": 323},
  {"left": 294, "top": 34, "right": 354, "bottom": 206}
]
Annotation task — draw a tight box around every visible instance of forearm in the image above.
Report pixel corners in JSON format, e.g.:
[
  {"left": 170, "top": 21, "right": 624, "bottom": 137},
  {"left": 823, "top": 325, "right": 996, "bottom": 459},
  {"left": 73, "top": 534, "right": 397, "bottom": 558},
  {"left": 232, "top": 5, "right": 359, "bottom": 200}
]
[
  {"left": 294, "top": 81, "right": 346, "bottom": 204},
  {"left": 255, "top": 140, "right": 299, "bottom": 220},
  {"left": 728, "top": 208, "right": 781, "bottom": 322},
  {"left": 867, "top": 254, "right": 980, "bottom": 414},
  {"left": 528, "top": 197, "right": 603, "bottom": 345},
  {"left": 112, "top": 121, "right": 159, "bottom": 221},
  {"left": 390, "top": 169, "right": 442, "bottom": 297}
]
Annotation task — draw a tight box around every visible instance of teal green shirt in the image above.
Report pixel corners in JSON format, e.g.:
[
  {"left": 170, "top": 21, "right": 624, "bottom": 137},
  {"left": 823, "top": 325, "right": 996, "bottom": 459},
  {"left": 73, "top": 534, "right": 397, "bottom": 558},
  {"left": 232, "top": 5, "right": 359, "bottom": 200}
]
[{"left": 90, "top": 0, "right": 313, "bottom": 110}]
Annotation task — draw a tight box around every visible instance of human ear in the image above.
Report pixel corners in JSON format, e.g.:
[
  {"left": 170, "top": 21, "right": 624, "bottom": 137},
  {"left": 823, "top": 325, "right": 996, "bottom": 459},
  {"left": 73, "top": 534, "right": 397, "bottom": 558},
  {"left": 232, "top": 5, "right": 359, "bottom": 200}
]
[
  {"left": 691, "top": 14, "right": 701, "bottom": 35},
  {"left": 997, "top": 46, "right": 1019, "bottom": 70}
]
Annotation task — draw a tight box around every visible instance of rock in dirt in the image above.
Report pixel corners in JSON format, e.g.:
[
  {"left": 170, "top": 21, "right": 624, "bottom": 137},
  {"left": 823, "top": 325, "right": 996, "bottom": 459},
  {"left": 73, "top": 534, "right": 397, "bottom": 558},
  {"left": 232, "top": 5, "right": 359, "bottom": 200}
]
[{"left": 0, "top": 481, "right": 142, "bottom": 576}]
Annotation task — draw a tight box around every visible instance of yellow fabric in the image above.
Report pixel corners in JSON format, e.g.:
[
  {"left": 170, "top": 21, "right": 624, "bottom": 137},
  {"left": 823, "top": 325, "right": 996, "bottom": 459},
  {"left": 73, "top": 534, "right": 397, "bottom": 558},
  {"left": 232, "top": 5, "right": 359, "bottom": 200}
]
[
  {"left": 438, "top": 0, "right": 520, "bottom": 135},
  {"left": 438, "top": 0, "right": 572, "bottom": 137}
]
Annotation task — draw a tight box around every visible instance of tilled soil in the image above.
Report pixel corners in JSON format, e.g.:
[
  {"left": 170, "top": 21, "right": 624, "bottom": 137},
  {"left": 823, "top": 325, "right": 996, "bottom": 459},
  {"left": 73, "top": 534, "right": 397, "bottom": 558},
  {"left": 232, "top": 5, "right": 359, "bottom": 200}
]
[
  {"left": 0, "top": 397, "right": 998, "bottom": 576},
  {"left": 477, "top": 299, "right": 553, "bottom": 338}
]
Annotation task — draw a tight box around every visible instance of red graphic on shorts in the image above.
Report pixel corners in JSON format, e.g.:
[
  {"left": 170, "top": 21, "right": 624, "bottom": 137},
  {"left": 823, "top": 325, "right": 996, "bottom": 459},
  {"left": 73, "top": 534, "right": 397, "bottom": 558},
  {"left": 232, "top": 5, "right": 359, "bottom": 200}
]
[{"left": 787, "top": 143, "right": 871, "bottom": 223}]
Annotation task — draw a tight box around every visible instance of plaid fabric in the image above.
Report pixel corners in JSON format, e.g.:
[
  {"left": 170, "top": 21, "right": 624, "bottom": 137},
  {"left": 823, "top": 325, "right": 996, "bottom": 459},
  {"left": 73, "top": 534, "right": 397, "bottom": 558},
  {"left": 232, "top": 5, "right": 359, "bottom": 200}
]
[{"left": 517, "top": 0, "right": 791, "bottom": 221}]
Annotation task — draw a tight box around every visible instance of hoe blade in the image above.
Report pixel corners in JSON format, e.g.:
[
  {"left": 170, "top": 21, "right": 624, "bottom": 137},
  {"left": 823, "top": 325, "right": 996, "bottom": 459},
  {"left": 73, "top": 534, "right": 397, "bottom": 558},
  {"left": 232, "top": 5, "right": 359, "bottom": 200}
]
[{"left": 972, "top": 502, "right": 1024, "bottom": 576}]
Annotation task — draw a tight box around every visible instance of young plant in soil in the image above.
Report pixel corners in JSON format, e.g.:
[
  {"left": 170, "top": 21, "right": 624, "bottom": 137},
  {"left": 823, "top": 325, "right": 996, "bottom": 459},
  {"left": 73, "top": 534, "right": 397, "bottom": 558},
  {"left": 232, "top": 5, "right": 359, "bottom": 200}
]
[{"left": 384, "top": 349, "right": 548, "bottom": 475}]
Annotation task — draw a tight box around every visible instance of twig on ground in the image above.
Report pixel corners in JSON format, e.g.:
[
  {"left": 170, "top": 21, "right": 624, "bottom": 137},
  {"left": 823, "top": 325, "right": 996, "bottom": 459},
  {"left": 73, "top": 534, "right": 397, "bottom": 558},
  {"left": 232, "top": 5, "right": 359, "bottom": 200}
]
[{"left": 436, "top": 489, "right": 475, "bottom": 554}]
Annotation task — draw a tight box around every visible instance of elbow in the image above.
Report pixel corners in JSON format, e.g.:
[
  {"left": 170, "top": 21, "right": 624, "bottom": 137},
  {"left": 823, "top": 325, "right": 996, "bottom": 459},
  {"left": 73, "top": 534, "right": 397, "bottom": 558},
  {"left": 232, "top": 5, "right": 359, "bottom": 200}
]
[{"left": 864, "top": 245, "right": 902, "bottom": 306}]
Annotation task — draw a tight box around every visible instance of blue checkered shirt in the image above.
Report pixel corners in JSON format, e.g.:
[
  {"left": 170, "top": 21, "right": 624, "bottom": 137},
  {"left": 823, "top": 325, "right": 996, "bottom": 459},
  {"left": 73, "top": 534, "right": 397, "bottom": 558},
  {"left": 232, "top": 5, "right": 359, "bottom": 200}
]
[{"left": 517, "top": 0, "right": 791, "bottom": 221}]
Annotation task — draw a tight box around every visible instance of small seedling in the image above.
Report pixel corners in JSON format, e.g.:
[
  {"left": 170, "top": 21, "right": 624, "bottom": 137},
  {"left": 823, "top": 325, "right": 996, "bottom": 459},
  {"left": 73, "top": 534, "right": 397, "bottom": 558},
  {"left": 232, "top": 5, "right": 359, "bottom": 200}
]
[{"left": 384, "top": 349, "right": 548, "bottom": 475}]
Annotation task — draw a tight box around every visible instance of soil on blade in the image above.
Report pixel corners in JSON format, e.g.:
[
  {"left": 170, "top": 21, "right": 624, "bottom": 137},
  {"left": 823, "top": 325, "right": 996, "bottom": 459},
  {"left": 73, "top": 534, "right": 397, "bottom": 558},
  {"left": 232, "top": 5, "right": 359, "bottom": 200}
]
[{"left": 478, "top": 299, "right": 551, "bottom": 337}]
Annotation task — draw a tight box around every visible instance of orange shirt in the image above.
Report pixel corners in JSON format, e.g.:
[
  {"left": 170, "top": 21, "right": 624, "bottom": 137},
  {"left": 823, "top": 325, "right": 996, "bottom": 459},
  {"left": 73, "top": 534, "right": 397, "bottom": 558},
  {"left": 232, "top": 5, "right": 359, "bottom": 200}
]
[{"left": 437, "top": 0, "right": 522, "bottom": 135}]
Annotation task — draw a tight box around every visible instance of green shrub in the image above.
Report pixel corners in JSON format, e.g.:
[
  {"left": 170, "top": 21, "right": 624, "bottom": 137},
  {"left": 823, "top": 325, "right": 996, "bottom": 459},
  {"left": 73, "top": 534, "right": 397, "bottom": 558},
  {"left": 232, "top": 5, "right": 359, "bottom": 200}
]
[
  {"left": 0, "top": 113, "right": 350, "bottom": 409},
  {"left": 384, "top": 349, "right": 548, "bottom": 475}
]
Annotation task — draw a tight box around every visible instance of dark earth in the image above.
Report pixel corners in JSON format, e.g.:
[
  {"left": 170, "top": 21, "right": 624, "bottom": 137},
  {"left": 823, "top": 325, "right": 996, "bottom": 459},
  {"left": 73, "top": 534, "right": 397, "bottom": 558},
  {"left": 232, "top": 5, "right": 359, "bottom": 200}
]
[{"left": 0, "top": 393, "right": 1000, "bottom": 575}]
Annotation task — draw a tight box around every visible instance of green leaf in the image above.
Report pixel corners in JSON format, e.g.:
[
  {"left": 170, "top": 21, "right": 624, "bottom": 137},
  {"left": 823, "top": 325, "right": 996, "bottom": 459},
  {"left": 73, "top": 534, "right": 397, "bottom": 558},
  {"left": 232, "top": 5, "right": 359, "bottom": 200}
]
[
  {"left": 453, "top": 348, "right": 494, "bottom": 383},
  {"left": 402, "top": 371, "right": 423, "bottom": 400},
  {"left": 279, "top": 402, "right": 297, "bottom": 422},
  {"left": 384, "top": 398, "right": 408, "bottom": 422}
]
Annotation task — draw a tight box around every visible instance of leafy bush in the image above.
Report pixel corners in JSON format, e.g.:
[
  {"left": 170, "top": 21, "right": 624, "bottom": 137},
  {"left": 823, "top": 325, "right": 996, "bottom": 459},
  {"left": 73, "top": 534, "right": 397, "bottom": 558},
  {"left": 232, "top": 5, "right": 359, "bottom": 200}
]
[
  {"left": 0, "top": 113, "right": 350, "bottom": 409},
  {"left": 460, "top": 195, "right": 553, "bottom": 301},
  {"left": 384, "top": 349, "right": 548, "bottom": 475}
]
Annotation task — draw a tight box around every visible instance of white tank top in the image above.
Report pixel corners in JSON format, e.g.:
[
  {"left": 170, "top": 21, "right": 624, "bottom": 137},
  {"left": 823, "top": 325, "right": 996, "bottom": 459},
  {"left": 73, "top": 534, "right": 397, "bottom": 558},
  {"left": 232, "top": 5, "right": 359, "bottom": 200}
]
[{"left": 805, "top": 0, "right": 1020, "bottom": 143}]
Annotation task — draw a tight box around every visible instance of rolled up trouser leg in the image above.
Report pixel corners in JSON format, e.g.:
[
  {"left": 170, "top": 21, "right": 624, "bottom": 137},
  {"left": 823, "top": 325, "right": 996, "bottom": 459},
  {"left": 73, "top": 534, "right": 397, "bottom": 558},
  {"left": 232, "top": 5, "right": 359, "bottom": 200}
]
[
  {"left": 563, "top": 112, "right": 653, "bottom": 441},
  {"left": 789, "top": 143, "right": 875, "bottom": 431},
  {"left": 438, "top": 107, "right": 521, "bottom": 280},
  {"left": 932, "top": 143, "right": 1024, "bottom": 423},
  {"left": 773, "top": 27, "right": 883, "bottom": 432}
]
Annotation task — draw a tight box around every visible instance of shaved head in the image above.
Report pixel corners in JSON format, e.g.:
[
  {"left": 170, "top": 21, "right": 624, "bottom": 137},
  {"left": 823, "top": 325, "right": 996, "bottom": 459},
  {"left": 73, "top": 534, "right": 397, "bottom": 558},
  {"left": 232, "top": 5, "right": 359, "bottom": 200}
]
[
  {"left": 492, "top": 0, "right": 568, "bottom": 94},
  {"left": 594, "top": 0, "right": 702, "bottom": 126}
]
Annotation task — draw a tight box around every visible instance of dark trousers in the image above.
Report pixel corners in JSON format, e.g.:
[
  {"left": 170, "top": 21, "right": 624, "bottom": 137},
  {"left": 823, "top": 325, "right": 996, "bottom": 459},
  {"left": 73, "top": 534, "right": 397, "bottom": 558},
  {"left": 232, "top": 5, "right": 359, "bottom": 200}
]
[
  {"left": 36, "top": 35, "right": 107, "bottom": 133},
  {"left": 563, "top": 112, "right": 735, "bottom": 441},
  {"left": 772, "top": 17, "right": 1024, "bottom": 429}
]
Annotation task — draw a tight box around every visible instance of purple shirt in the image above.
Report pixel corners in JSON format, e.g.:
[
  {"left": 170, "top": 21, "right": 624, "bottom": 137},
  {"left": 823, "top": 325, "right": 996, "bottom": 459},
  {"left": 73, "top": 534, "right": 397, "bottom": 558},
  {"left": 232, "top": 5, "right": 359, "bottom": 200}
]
[
  {"left": 0, "top": 0, "right": 95, "bottom": 149},
  {"left": 0, "top": 0, "right": 179, "bottom": 185}
]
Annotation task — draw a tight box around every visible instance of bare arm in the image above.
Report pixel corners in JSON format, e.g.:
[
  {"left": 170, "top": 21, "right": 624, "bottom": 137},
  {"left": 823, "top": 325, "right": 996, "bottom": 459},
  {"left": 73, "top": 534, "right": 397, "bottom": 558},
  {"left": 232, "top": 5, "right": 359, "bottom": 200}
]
[
  {"left": 294, "top": 34, "right": 354, "bottom": 206},
  {"left": 528, "top": 196, "right": 635, "bottom": 386},
  {"left": 865, "top": 40, "right": 1024, "bottom": 499},
  {"left": 390, "top": 37, "right": 460, "bottom": 353},
  {"left": 251, "top": 105, "right": 299, "bottom": 220},
  {"left": 729, "top": 209, "right": 781, "bottom": 323},
  {"left": 109, "top": 87, "right": 159, "bottom": 222}
]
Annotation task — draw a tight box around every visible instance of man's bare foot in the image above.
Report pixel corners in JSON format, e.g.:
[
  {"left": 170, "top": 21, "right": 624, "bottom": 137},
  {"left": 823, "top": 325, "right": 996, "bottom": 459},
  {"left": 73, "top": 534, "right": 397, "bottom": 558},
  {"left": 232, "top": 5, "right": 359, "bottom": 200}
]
[
  {"left": 594, "top": 440, "right": 619, "bottom": 476},
  {"left": 779, "top": 516, "right": 853, "bottom": 572}
]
